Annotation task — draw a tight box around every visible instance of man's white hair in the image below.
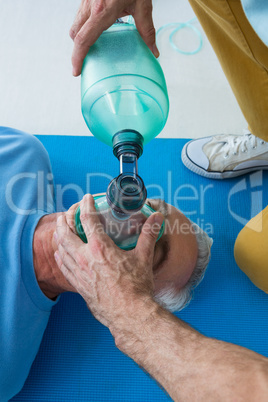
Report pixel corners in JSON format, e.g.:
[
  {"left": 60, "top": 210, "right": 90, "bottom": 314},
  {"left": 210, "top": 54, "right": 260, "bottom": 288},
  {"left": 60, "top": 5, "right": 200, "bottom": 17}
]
[{"left": 154, "top": 221, "right": 213, "bottom": 312}]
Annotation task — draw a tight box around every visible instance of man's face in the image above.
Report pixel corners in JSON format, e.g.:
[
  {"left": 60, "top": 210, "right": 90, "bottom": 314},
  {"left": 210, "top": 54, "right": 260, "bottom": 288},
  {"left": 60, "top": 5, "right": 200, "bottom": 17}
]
[{"left": 146, "top": 199, "right": 198, "bottom": 294}]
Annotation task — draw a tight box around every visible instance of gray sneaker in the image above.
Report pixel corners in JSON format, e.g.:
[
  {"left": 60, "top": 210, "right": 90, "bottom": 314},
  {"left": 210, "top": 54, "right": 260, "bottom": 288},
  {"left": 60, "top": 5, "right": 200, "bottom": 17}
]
[{"left": 181, "top": 132, "right": 268, "bottom": 179}]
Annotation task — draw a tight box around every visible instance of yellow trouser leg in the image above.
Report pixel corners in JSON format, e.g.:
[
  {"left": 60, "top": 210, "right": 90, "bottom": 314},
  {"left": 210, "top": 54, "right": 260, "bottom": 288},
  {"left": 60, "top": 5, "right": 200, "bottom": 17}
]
[
  {"left": 234, "top": 206, "right": 268, "bottom": 293},
  {"left": 188, "top": 0, "right": 268, "bottom": 291},
  {"left": 188, "top": 0, "right": 268, "bottom": 140}
]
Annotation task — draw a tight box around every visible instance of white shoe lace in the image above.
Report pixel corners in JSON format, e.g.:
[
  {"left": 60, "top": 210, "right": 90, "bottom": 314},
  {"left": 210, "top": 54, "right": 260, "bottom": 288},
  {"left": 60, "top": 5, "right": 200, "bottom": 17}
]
[{"left": 223, "top": 133, "right": 267, "bottom": 158}]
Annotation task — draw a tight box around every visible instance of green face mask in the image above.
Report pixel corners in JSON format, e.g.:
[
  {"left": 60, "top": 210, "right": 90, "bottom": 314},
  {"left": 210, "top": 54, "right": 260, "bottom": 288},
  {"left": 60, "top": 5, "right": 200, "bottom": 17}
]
[{"left": 75, "top": 195, "right": 165, "bottom": 251}]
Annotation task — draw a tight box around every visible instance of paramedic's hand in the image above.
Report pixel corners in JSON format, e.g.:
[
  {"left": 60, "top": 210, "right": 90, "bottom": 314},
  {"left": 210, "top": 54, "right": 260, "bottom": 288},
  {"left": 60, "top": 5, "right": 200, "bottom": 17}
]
[
  {"left": 54, "top": 194, "right": 163, "bottom": 334},
  {"left": 70, "top": 0, "right": 159, "bottom": 76}
]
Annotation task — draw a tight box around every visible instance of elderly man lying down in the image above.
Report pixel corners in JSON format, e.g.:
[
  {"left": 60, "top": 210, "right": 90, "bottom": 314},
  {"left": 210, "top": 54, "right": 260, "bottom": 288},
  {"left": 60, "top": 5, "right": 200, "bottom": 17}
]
[{"left": 0, "top": 127, "right": 212, "bottom": 401}]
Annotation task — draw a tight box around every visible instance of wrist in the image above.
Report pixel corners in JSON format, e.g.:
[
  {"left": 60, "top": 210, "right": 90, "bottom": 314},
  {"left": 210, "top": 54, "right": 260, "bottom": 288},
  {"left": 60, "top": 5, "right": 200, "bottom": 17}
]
[
  {"left": 110, "top": 298, "right": 166, "bottom": 357},
  {"left": 33, "top": 213, "right": 76, "bottom": 299}
]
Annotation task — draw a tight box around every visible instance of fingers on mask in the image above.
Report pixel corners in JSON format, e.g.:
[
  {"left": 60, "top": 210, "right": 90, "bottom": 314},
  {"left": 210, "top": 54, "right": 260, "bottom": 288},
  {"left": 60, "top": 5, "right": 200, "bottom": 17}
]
[
  {"left": 136, "top": 212, "right": 163, "bottom": 264},
  {"left": 66, "top": 201, "right": 80, "bottom": 233},
  {"left": 79, "top": 194, "right": 105, "bottom": 241}
]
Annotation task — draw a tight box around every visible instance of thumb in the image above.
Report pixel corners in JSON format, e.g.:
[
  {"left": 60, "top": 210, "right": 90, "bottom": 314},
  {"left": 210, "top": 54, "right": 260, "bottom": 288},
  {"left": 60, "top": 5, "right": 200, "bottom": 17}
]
[
  {"left": 135, "top": 212, "right": 164, "bottom": 263},
  {"left": 133, "top": 1, "right": 159, "bottom": 58}
]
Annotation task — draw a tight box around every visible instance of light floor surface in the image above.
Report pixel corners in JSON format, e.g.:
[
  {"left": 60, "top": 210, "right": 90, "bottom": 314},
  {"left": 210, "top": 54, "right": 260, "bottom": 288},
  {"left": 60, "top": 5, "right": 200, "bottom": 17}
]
[{"left": 0, "top": 0, "right": 247, "bottom": 139}]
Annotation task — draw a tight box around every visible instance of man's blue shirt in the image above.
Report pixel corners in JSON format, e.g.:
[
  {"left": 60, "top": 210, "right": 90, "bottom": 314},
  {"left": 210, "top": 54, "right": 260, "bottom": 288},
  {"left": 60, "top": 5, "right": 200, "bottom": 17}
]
[{"left": 0, "top": 127, "right": 57, "bottom": 401}]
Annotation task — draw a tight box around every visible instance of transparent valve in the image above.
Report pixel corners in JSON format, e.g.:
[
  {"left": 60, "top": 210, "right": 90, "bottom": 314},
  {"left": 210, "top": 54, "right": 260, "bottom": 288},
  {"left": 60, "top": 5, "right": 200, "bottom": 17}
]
[{"left": 119, "top": 153, "right": 137, "bottom": 175}]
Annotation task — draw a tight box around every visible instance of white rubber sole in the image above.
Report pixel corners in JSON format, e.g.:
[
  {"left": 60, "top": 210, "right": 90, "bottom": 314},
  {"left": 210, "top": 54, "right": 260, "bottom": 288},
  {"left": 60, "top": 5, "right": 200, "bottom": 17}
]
[{"left": 181, "top": 141, "right": 268, "bottom": 180}]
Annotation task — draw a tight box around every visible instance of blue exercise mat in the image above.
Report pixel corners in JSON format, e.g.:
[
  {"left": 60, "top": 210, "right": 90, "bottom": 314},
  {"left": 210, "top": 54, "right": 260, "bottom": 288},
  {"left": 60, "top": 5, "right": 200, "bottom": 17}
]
[{"left": 12, "top": 136, "right": 268, "bottom": 402}]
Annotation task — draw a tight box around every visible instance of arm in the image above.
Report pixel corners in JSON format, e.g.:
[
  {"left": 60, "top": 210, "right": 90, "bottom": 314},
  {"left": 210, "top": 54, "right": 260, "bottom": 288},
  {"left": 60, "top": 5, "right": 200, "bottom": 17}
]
[
  {"left": 54, "top": 195, "right": 268, "bottom": 401},
  {"left": 113, "top": 303, "right": 268, "bottom": 401},
  {"left": 70, "top": 0, "right": 159, "bottom": 76}
]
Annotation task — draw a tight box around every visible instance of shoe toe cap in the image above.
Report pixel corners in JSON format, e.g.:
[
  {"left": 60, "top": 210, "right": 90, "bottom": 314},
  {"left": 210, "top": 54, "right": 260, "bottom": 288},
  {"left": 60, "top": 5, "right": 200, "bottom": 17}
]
[{"left": 185, "top": 137, "right": 211, "bottom": 170}]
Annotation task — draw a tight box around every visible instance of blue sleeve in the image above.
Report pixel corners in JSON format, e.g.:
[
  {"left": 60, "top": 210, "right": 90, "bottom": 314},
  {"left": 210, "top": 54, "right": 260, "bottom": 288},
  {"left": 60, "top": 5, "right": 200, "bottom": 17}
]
[{"left": 0, "top": 127, "right": 58, "bottom": 401}]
